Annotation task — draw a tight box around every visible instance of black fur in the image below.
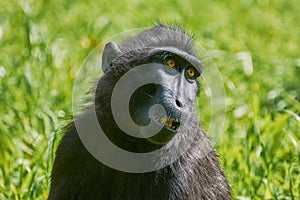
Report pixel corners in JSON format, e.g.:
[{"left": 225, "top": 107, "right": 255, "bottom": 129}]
[
  {"left": 120, "top": 24, "right": 196, "bottom": 55},
  {"left": 48, "top": 24, "right": 231, "bottom": 200}
]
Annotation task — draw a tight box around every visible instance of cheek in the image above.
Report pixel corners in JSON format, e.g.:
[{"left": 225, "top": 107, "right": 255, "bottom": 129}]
[{"left": 185, "top": 84, "right": 199, "bottom": 102}]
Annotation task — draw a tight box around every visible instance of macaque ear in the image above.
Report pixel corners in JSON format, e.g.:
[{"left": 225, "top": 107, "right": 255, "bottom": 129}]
[{"left": 102, "top": 42, "right": 122, "bottom": 73}]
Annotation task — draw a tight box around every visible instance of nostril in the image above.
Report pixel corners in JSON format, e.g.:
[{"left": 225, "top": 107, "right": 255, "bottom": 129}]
[{"left": 175, "top": 99, "right": 183, "bottom": 108}]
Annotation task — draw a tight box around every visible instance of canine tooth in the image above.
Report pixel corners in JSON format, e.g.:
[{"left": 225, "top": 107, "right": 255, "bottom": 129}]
[{"left": 165, "top": 119, "right": 172, "bottom": 128}]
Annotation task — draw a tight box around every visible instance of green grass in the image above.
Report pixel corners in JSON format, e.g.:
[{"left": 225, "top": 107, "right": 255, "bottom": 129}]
[{"left": 0, "top": 0, "right": 299, "bottom": 199}]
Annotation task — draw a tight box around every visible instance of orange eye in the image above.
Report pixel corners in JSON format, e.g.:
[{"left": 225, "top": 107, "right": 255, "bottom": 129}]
[
  {"left": 186, "top": 66, "right": 196, "bottom": 77},
  {"left": 166, "top": 58, "right": 176, "bottom": 68}
]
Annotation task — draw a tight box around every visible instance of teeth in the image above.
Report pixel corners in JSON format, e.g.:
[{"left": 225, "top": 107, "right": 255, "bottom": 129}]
[
  {"left": 165, "top": 119, "right": 173, "bottom": 128},
  {"left": 159, "top": 118, "right": 166, "bottom": 124},
  {"left": 158, "top": 118, "right": 176, "bottom": 129}
]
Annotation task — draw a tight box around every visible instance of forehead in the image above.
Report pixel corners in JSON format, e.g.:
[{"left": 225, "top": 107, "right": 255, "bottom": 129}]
[{"left": 153, "top": 51, "right": 192, "bottom": 64}]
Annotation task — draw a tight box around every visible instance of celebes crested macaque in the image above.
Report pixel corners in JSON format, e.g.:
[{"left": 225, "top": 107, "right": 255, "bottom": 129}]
[{"left": 48, "top": 24, "right": 231, "bottom": 200}]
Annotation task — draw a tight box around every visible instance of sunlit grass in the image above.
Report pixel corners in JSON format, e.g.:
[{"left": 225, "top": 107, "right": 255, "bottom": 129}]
[{"left": 0, "top": 0, "right": 299, "bottom": 199}]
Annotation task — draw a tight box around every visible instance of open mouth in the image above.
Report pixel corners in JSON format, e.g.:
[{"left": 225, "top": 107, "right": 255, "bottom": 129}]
[{"left": 158, "top": 118, "right": 180, "bottom": 131}]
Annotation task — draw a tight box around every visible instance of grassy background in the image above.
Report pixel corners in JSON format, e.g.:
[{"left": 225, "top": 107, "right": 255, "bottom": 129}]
[{"left": 0, "top": 0, "right": 299, "bottom": 199}]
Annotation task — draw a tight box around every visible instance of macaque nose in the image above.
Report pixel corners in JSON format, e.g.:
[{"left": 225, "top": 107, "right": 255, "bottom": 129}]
[{"left": 175, "top": 99, "right": 183, "bottom": 108}]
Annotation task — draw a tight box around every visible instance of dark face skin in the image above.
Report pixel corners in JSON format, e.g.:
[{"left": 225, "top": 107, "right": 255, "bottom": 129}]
[
  {"left": 100, "top": 41, "right": 202, "bottom": 152},
  {"left": 129, "top": 52, "right": 200, "bottom": 144}
]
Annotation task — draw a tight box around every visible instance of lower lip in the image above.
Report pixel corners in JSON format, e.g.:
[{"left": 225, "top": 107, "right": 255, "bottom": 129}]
[{"left": 164, "top": 125, "right": 177, "bottom": 132}]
